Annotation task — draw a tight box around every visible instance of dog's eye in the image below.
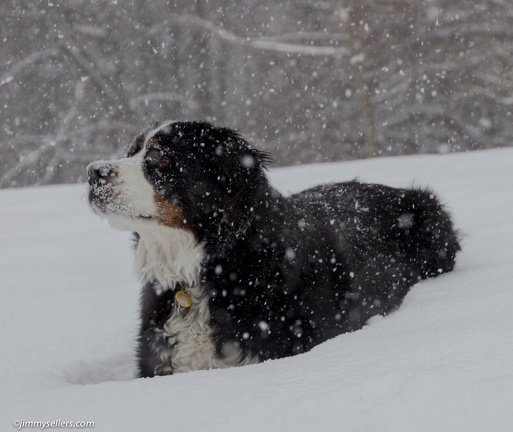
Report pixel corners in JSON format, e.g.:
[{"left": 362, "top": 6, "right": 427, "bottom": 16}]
[
  {"left": 158, "top": 155, "right": 170, "bottom": 165},
  {"left": 146, "top": 150, "right": 171, "bottom": 168}
]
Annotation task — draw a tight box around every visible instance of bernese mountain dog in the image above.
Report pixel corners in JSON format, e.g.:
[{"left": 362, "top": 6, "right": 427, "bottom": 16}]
[{"left": 87, "top": 120, "right": 460, "bottom": 378}]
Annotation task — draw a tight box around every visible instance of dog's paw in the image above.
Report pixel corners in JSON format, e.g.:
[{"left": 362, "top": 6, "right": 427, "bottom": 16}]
[{"left": 154, "top": 363, "right": 174, "bottom": 376}]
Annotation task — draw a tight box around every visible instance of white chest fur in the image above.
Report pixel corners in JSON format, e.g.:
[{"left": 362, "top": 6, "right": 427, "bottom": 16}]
[
  {"left": 134, "top": 225, "right": 204, "bottom": 290},
  {"left": 157, "top": 284, "right": 256, "bottom": 373}
]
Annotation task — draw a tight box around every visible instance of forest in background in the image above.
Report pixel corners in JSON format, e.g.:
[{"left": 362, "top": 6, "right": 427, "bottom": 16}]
[{"left": 1, "top": 0, "right": 512, "bottom": 187}]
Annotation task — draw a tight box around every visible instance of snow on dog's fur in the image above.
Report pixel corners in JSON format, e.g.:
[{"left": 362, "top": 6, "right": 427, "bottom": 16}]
[{"left": 87, "top": 120, "right": 460, "bottom": 377}]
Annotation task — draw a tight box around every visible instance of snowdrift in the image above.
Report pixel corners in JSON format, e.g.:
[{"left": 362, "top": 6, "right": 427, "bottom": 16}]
[{"left": 1, "top": 149, "right": 512, "bottom": 431}]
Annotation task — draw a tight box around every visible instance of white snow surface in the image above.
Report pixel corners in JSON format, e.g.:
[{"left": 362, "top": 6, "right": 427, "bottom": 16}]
[{"left": 1, "top": 149, "right": 513, "bottom": 431}]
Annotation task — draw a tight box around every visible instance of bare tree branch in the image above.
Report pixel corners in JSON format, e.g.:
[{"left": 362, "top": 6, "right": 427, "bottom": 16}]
[
  {"left": 0, "top": 48, "right": 61, "bottom": 85},
  {"left": 168, "top": 14, "right": 351, "bottom": 57},
  {"left": 130, "top": 93, "right": 199, "bottom": 110},
  {"left": 0, "top": 142, "right": 53, "bottom": 187},
  {"left": 57, "top": 42, "right": 126, "bottom": 109}
]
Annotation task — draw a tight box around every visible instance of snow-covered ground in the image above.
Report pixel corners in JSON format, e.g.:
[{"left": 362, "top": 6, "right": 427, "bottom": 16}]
[{"left": 1, "top": 148, "right": 512, "bottom": 431}]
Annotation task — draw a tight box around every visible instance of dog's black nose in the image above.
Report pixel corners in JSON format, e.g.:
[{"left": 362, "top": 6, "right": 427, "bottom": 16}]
[{"left": 87, "top": 161, "right": 117, "bottom": 183}]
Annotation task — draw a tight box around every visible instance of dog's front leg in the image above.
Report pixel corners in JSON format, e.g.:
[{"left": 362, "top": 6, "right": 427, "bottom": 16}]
[{"left": 137, "top": 282, "right": 177, "bottom": 378}]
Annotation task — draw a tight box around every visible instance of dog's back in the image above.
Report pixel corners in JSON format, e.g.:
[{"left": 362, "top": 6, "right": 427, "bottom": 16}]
[{"left": 291, "top": 181, "right": 460, "bottom": 329}]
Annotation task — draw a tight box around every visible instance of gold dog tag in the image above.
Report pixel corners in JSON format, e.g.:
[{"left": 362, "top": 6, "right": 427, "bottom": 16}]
[{"left": 175, "top": 290, "right": 192, "bottom": 309}]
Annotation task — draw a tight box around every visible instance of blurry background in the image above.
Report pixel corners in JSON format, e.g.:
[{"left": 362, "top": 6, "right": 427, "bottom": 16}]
[{"left": 1, "top": 0, "right": 512, "bottom": 188}]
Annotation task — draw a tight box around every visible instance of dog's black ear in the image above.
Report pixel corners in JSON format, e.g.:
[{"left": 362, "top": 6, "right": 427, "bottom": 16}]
[
  {"left": 194, "top": 127, "right": 272, "bottom": 249},
  {"left": 215, "top": 129, "right": 272, "bottom": 195}
]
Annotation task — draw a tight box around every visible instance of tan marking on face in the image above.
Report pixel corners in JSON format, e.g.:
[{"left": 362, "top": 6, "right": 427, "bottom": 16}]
[
  {"left": 154, "top": 193, "right": 189, "bottom": 230},
  {"left": 146, "top": 138, "right": 159, "bottom": 150}
]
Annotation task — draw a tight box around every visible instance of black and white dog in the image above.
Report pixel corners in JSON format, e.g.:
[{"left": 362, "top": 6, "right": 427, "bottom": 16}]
[{"left": 87, "top": 120, "right": 460, "bottom": 378}]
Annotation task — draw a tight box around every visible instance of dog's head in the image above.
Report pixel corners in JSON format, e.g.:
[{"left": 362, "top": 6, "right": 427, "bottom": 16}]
[{"left": 87, "top": 121, "right": 271, "bottom": 245}]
